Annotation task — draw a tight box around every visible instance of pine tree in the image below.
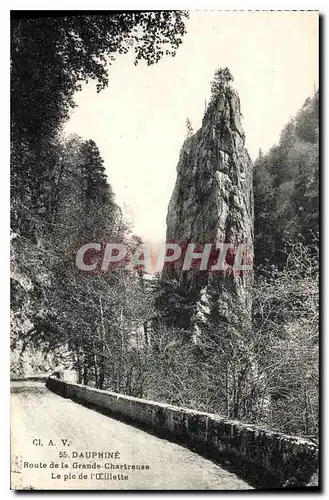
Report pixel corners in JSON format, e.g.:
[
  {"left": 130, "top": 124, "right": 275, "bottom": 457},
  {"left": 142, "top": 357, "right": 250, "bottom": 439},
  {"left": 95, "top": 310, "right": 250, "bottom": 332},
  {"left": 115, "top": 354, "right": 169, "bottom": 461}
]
[
  {"left": 210, "top": 67, "right": 234, "bottom": 99},
  {"left": 186, "top": 118, "right": 193, "bottom": 138}
]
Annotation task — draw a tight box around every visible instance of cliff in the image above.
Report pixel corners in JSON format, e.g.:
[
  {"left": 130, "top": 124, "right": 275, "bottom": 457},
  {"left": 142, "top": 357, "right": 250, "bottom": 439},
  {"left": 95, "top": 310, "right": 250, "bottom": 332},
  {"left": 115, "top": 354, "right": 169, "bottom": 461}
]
[{"left": 162, "top": 84, "right": 254, "bottom": 337}]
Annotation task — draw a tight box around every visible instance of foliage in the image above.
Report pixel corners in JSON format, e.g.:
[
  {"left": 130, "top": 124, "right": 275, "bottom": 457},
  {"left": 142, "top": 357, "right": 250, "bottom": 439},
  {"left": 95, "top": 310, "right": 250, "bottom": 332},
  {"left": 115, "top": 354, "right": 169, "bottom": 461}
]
[
  {"left": 11, "top": 24, "right": 319, "bottom": 443},
  {"left": 253, "top": 241, "right": 319, "bottom": 440},
  {"left": 130, "top": 242, "right": 318, "bottom": 441},
  {"left": 11, "top": 11, "right": 189, "bottom": 389},
  {"left": 210, "top": 67, "right": 234, "bottom": 99},
  {"left": 186, "top": 117, "right": 193, "bottom": 138},
  {"left": 10, "top": 134, "right": 154, "bottom": 390},
  {"left": 253, "top": 91, "right": 319, "bottom": 267},
  {"left": 11, "top": 12, "right": 188, "bottom": 236},
  {"left": 11, "top": 12, "right": 188, "bottom": 143}
]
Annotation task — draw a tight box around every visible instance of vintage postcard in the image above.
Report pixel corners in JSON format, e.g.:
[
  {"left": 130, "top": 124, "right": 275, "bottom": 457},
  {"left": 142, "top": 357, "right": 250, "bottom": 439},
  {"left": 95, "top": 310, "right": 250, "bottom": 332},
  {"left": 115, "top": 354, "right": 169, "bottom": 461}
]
[{"left": 10, "top": 10, "right": 319, "bottom": 490}]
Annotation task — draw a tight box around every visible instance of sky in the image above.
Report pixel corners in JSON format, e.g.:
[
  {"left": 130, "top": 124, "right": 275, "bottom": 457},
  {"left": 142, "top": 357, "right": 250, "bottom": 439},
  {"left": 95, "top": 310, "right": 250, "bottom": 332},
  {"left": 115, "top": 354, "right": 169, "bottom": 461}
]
[{"left": 64, "top": 11, "right": 319, "bottom": 244}]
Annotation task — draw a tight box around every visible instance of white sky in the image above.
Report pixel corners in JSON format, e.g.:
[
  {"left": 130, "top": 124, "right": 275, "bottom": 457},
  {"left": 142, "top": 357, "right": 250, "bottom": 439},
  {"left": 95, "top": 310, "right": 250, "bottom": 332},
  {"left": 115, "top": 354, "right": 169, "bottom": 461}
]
[{"left": 64, "top": 11, "right": 318, "bottom": 244}]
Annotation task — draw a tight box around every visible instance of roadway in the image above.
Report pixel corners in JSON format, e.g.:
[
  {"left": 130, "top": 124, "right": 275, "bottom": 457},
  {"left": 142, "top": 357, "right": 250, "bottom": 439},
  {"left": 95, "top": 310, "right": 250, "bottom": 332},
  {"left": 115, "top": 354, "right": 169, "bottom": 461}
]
[{"left": 11, "top": 380, "right": 252, "bottom": 490}]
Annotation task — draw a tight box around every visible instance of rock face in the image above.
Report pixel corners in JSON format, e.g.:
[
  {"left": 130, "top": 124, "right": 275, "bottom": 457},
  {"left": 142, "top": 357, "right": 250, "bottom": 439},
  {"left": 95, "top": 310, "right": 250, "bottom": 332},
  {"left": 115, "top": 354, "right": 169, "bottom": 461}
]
[{"left": 163, "top": 84, "right": 253, "bottom": 337}]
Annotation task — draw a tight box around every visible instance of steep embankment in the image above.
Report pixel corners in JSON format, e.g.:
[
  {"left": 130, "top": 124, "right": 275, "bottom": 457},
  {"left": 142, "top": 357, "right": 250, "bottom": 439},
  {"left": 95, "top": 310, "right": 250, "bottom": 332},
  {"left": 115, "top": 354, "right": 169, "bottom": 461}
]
[{"left": 10, "top": 231, "right": 71, "bottom": 377}]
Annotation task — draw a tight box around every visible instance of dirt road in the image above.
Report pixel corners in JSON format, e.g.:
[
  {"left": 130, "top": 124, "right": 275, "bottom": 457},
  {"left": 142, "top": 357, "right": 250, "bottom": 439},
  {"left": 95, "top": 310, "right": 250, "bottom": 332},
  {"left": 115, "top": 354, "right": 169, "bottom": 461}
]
[{"left": 11, "top": 380, "right": 252, "bottom": 490}]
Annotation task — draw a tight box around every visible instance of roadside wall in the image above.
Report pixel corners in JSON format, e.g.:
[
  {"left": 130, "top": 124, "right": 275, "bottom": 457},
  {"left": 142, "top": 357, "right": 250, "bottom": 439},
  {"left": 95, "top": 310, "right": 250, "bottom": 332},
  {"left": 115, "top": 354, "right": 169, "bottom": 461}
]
[{"left": 46, "top": 377, "right": 319, "bottom": 488}]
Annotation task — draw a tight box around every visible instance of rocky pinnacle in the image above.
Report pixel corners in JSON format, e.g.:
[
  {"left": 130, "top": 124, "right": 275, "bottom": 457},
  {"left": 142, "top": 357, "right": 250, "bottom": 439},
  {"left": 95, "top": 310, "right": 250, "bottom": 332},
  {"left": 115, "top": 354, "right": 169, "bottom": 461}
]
[{"left": 163, "top": 84, "right": 254, "bottom": 338}]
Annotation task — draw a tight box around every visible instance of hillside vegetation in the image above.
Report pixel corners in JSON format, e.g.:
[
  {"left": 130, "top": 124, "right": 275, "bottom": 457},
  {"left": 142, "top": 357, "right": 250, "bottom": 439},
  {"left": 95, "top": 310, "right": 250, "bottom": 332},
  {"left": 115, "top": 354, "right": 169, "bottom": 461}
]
[{"left": 10, "top": 16, "right": 318, "bottom": 441}]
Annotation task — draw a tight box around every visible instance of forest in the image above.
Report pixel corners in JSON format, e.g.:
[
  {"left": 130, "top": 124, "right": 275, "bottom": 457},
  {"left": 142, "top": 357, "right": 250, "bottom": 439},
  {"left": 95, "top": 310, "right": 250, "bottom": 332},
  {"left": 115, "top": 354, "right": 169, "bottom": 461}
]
[{"left": 11, "top": 13, "right": 319, "bottom": 442}]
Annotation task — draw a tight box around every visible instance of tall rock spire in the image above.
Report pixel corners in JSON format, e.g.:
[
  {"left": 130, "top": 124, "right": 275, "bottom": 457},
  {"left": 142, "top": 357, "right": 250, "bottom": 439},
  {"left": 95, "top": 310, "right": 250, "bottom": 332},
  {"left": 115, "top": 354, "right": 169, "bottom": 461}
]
[{"left": 162, "top": 80, "right": 254, "bottom": 338}]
